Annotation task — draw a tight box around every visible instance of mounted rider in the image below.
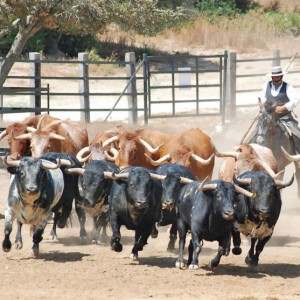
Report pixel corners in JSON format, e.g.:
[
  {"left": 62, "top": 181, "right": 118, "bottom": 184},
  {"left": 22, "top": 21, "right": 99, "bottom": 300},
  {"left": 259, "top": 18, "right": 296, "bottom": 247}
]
[{"left": 252, "top": 65, "right": 300, "bottom": 151}]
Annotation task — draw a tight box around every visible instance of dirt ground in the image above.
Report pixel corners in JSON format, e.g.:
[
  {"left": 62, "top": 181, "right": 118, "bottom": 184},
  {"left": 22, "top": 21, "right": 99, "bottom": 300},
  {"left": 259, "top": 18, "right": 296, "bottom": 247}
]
[{"left": 0, "top": 107, "right": 300, "bottom": 300}]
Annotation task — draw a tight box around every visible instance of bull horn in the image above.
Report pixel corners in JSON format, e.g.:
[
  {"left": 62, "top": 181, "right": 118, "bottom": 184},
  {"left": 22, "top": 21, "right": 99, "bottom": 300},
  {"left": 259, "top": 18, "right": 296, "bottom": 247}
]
[
  {"left": 13, "top": 132, "right": 32, "bottom": 140},
  {"left": 36, "top": 114, "right": 48, "bottom": 129},
  {"left": 0, "top": 129, "right": 7, "bottom": 141},
  {"left": 26, "top": 126, "right": 37, "bottom": 132},
  {"left": 234, "top": 184, "right": 255, "bottom": 198},
  {"left": 113, "top": 172, "right": 129, "bottom": 179},
  {"left": 59, "top": 159, "right": 75, "bottom": 167},
  {"left": 49, "top": 132, "right": 65, "bottom": 141},
  {"left": 191, "top": 153, "right": 214, "bottom": 165},
  {"left": 104, "top": 148, "right": 118, "bottom": 161},
  {"left": 144, "top": 153, "right": 170, "bottom": 166},
  {"left": 180, "top": 177, "right": 194, "bottom": 184},
  {"left": 65, "top": 167, "right": 85, "bottom": 175},
  {"left": 103, "top": 171, "right": 115, "bottom": 179},
  {"left": 213, "top": 144, "right": 239, "bottom": 159},
  {"left": 102, "top": 136, "right": 119, "bottom": 147},
  {"left": 149, "top": 173, "right": 166, "bottom": 181},
  {"left": 139, "top": 139, "right": 162, "bottom": 154},
  {"left": 76, "top": 146, "right": 91, "bottom": 163},
  {"left": 257, "top": 160, "right": 283, "bottom": 179},
  {"left": 274, "top": 174, "right": 294, "bottom": 189},
  {"left": 233, "top": 175, "right": 251, "bottom": 186},
  {"left": 41, "top": 158, "right": 61, "bottom": 169},
  {"left": 198, "top": 176, "right": 209, "bottom": 191},
  {"left": 2, "top": 154, "right": 20, "bottom": 167},
  {"left": 281, "top": 146, "right": 300, "bottom": 162}
]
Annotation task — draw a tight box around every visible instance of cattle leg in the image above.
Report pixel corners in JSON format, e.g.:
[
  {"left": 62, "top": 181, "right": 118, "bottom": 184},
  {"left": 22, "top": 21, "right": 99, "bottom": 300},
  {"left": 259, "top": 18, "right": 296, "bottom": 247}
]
[
  {"left": 15, "top": 220, "right": 23, "bottom": 250},
  {"left": 188, "top": 236, "right": 203, "bottom": 270},
  {"left": 2, "top": 208, "right": 15, "bottom": 252},
  {"left": 175, "top": 219, "right": 187, "bottom": 269},
  {"left": 245, "top": 236, "right": 271, "bottom": 267},
  {"left": 150, "top": 223, "right": 158, "bottom": 238},
  {"left": 74, "top": 201, "right": 87, "bottom": 242},
  {"left": 209, "top": 235, "right": 231, "bottom": 269},
  {"left": 92, "top": 211, "right": 109, "bottom": 245},
  {"left": 231, "top": 227, "right": 242, "bottom": 255},
  {"left": 110, "top": 211, "right": 123, "bottom": 252},
  {"left": 167, "top": 223, "right": 177, "bottom": 252},
  {"left": 31, "top": 226, "right": 44, "bottom": 258},
  {"left": 49, "top": 212, "right": 59, "bottom": 240}
]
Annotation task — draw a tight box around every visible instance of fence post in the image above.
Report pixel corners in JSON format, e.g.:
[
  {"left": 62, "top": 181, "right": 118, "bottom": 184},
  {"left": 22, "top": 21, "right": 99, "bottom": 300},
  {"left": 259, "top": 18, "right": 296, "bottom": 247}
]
[
  {"left": 143, "top": 53, "right": 148, "bottom": 125},
  {"left": 226, "top": 52, "right": 236, "bottom": 121},
  {"left": 78, "top": 52, "right": 90, "bottom": 123},
  {"left": 273, "top": 49, "right": 281, "bottom": 66},
  {"left": 125, "top": 52, "right": 137, "bottom": 124},
  {"left": 29, "top": 52, "right": 41, "bottom": 116}
]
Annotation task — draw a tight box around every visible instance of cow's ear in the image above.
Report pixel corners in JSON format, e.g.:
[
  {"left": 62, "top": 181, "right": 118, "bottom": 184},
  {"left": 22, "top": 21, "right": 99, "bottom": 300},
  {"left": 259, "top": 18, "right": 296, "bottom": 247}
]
[{"left": 7, "top": 167, "right": 17, "bottom": 174}]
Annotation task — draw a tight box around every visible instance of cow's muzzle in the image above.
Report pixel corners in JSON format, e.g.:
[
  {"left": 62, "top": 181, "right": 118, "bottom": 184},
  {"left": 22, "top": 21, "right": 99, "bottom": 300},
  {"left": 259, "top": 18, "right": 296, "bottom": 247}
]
[{"left": 223, "top": 211, "right": 234, "bottom": 220}]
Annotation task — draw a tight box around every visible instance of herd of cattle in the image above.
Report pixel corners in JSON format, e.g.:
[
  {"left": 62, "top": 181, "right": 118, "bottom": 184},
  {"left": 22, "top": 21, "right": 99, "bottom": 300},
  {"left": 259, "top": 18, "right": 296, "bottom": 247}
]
[{"left": 0, "top": 113, "right": 298, "bottom": 269}]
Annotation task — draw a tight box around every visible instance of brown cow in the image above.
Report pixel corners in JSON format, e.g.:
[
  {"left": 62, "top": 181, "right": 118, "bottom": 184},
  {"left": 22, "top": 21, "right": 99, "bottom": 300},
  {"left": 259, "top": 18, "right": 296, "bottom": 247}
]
[
  {"left": 145, "top": 128, "right": 214, "bottom": 180},
  {"left": 13, "top": 118, "right": 89, "bottom": 158},
  {"left": 0, "top": 114, "right": 59, "bottom": 159},
  {"left": 217, "top": 143, "right": 281, "bottom": 182},
  {"left": 103, "top": 128, "right": 169, "bottom": 170}
]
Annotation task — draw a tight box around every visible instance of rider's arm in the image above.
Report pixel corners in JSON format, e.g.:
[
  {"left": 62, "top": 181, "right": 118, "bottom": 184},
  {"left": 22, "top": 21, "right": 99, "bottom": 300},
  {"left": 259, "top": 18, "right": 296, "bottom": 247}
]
[{"left": 285, "top": 83, "right": 300, "bottom": 111}]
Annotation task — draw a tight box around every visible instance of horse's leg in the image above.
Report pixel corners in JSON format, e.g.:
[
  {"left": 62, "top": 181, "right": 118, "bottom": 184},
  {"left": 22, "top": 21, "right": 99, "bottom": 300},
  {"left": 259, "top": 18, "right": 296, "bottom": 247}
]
[{"left": 294, "top": 161, "right": 300, "bottom": 198}]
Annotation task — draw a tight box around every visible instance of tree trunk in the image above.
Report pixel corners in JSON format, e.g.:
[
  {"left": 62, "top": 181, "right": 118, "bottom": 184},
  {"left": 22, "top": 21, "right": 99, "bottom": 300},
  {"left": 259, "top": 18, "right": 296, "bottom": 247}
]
[{"left": 0, "top": 22, "right": 41, "bottom": 87}]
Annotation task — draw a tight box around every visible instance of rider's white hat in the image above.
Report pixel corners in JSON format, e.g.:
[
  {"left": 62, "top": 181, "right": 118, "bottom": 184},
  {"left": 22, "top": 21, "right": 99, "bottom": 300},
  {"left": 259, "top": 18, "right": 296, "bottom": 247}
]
[{"left": 267, "top": 66, "right": 286, "bottom": 76}]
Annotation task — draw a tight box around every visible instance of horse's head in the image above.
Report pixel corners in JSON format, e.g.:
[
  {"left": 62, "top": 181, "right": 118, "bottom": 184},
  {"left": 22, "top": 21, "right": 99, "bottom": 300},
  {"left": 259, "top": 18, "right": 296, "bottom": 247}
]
[{"left": 255, "top": 109, "right": 276, "bottom": 146}]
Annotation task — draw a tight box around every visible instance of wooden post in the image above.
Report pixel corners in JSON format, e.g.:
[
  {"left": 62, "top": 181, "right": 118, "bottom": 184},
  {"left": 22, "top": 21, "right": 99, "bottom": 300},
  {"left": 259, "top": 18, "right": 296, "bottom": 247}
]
[
  {"left": 273, "top": 49, "right": 281, "bottom": 66},
  {"left": 78, "top": 52, "right": 90, "bottom": 123},
  {"left": 125, "top": 52, "right": 137, "bottom": 124},
  {"left": 29, "top": 52, "right": 41, "bottom": 116},
  {"left": 226, "top": 52, "right": 236, "bottom": 121}
]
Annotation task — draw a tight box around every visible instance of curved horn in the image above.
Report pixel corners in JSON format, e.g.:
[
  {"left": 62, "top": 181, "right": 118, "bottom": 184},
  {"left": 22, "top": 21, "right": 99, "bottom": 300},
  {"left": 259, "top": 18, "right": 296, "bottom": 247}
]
[
  {"left": 234, "top": 184, "right": 255, "bottom": 198},
  {"left": 149, "top": 173, "right": 166, "bottom": 181},
  {"left": 104, "top": 148, "right": 118, "bottom": 161},
  {"left": 76, "top": 146, "right": 92, "bottom": 163},
  {"left": 2, "top": 154, "right": 20, "bottom": 167},
  {"left": 36, "top": 114, "right": 48, "bottom": 130},
  {"left": 281, "top": 146, "right": 300, "bottom": 162},
  {"left": 26, "top": 126, "right": 37, "bottom": 132},
  {"left": 41, "top": 158, "right": 61, "bottom": 169},
  {"left": 191, "top": 153, "right": 214, "bottom": 165},
  {"left": 233, "top": 175, "right": 251, "bottom": 186},
  {"left": 257, "top": 160, "right": 283, "bottom": 179},
  {"left": 65, "top": 167, "right": 85, "bottom": 175},
  {"left": 102, "top": 136, "right": 119, "bottom": 147},
  {"left": 59, "top": 159, "right": 75, "bottom": 167},
  {"left": 275, "top": 174, "right": 294, "bottom": 188},
  {"left": 144, "top": 153, "right": 170, "bottom": 166},
  {"left": 213, "top": 144, "right": 239, "bottom": 159},
  {"left": 198, "top": 176, "right": 209, "bottom": 191},
  {"left": 138, "top": 138, "right": 162, "bottom": 154},
  {"left": 0, "top": 129, "right": 7, "bottom": 141},
  {"left": 49, "top": 132, "right": 65, "bottom": 141},
  {"left": 12, "top": 132, "right": 32, "bottom": 140}
]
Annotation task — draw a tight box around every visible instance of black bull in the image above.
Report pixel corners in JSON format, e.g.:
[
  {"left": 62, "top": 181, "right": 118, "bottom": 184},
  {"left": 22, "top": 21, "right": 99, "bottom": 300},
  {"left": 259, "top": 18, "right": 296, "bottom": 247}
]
[{"left": 245, "top": 108, "right": 300, "bottom": 197}]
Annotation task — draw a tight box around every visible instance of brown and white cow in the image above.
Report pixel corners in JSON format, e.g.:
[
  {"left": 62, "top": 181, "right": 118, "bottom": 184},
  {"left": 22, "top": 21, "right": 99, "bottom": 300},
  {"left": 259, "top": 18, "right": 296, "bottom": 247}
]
[
  {"left": 0, "top": 114, "right": 59, "bottom": 159},
  {"left": 217, "top": 143, "right": 281, "bottom": 182},
  {"left": 13, "top": 118, "right": 89, "bottom": 158},
  {"left": 144, "top": 128, "right": 214, "bottom": 180}
]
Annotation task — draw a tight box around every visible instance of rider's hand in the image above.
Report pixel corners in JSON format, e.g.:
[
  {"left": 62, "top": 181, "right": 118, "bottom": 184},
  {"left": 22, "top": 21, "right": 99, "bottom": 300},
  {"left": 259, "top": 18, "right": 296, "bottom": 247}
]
[{"left": 275, "top": 105, "right": 287, "bottom": 114}]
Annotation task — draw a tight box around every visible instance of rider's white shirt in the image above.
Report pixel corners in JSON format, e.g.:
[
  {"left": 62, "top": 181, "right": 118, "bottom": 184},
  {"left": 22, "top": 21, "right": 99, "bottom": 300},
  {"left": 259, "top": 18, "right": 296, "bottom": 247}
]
[{"left": 259, "top": 81, "right": 300, "bottom": 111}]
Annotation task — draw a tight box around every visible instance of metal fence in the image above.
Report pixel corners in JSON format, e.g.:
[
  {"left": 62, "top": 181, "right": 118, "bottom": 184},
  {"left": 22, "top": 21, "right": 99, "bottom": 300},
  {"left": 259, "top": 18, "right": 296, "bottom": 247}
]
[{"left": 1, "top": 49, "right": 299, "bottom": 125}]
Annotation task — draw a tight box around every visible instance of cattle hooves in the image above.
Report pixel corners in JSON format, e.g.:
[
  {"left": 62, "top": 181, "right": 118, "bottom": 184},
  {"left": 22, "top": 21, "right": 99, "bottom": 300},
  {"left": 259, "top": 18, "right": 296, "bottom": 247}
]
[
  {"left": 188, "top": 264, "right": 199, "bottom": 270},
  {"left": 245, "top": 256, "right": 258, "bottom": 267},
  {"left": 151, "top": 228, "right": 158, "bottom": 239},
  {"left": 111, "top": 242, "right": 123, "bottom": 252},
  {"left": 32, "top": 244, "right": 39, "bottom": 258},
  {"left": 15, "top": 242, "right": 23, "bottom": 250},
  {"left": 232, "top": 247, "right": 242, "bottom": 255},
  {"left": 175, "top": 261, "right": 186, "bottom": 269}
]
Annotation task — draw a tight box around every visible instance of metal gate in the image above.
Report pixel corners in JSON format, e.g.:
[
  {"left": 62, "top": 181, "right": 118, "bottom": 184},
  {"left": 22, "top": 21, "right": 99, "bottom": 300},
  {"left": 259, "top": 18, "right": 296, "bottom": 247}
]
[{"left": 146, "top": 52, "right": 227, "bottom": 124}]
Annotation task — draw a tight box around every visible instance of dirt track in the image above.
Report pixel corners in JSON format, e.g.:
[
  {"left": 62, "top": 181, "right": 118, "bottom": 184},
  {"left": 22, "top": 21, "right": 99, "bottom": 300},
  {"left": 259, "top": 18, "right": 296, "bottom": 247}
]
[{"left": 0, "top": 108, "right": 300, "bottom": 300}]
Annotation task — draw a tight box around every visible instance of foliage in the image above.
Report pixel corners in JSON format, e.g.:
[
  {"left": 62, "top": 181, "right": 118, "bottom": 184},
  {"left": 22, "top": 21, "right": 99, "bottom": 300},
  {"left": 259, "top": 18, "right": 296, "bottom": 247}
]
[{"left": 194, "top": 0, "right": 242, "bottom": 16}]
